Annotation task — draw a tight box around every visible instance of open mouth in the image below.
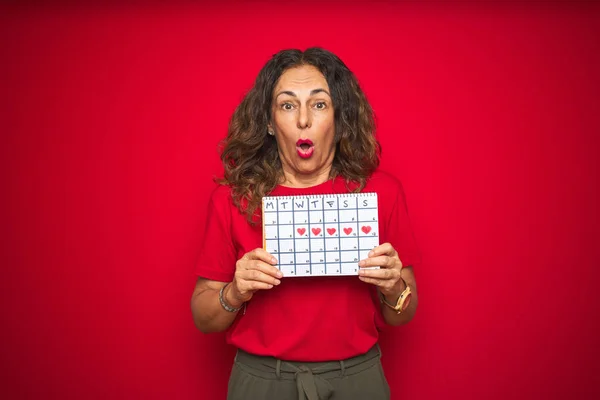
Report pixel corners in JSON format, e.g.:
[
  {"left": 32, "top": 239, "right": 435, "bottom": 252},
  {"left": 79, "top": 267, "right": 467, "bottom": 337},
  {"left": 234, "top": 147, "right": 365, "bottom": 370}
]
[{"left": 296, "top": 139, "right": 314, "bottom": 159}]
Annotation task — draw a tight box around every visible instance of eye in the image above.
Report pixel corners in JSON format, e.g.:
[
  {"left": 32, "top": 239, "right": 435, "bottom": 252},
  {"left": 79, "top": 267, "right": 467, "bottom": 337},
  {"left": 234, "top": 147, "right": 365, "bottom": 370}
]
[
  {"left": 314, "top": 101, "right": 327, "bottom": 110},
  {"left": 281, "top": 102, "right": 294, "bottom": 111}
]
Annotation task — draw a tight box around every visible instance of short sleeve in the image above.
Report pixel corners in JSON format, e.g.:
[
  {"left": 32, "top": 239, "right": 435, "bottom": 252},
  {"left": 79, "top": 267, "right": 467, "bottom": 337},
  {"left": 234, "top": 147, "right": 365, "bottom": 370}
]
[
  {"left": 386, "top": 182, "right": 421, "bottom": 269},
  {"left": 194, "top": 186, "right": 237, "bottom": 282}
]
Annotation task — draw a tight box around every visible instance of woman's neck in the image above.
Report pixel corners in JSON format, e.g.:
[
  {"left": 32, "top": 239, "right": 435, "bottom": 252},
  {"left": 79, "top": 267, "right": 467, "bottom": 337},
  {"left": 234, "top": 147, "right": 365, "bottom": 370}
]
[{"left": 280, "top": 166, "right": 332, "bottom": 188}]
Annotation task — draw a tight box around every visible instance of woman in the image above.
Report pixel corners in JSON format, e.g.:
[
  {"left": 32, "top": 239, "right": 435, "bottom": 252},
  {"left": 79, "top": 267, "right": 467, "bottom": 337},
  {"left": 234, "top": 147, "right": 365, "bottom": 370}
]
[{"left": 191, "top": 48, "right": 420, "bottom": 400}]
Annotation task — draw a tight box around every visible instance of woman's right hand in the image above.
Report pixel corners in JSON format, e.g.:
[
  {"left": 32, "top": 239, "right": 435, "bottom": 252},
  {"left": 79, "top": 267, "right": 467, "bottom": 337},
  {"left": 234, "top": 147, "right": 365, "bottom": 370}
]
[{"left": 227, "top": 248, "right": 282, "bottom": 306}]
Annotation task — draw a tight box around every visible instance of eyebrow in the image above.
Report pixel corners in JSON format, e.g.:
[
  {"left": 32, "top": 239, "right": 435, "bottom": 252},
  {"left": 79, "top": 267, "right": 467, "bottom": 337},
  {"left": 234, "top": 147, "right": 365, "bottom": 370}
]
[{"left": 275, "top": 88, "right": 331, "bottom": 99}]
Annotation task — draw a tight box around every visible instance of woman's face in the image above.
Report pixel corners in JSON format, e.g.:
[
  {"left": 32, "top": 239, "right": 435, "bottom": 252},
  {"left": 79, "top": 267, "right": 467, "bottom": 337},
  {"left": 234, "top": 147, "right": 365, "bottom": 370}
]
[{"left": 269, "top": 65, "right": 336, "bottom": 186}]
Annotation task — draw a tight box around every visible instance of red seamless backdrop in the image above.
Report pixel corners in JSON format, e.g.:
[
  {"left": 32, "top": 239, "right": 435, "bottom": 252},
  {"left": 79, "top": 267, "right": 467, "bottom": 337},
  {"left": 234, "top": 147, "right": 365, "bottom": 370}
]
[{"left": 1, "top": 1, "right": 599, "bottom": 399}]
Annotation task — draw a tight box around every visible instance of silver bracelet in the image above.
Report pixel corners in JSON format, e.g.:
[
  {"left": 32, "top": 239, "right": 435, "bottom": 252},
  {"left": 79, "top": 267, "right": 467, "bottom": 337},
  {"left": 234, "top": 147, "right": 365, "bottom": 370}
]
[{"left": 219, "top": 283, "right": 242, "bottom": 312}]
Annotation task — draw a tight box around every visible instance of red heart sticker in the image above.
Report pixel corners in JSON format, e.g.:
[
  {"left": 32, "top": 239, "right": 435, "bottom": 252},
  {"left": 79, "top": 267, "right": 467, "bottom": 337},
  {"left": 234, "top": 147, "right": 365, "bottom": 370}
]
[
  {"left": 343, "top": 227, "right": 353, "bottom": 235},
  {"left": 327, "top": 228, "right": 337, "bottom": 236},
  {"left": 311, "top": 227, "right": 321, "bottom": 236},
  {"left": 361, "top": 226, "right": 372, "bottom": 234},
  {"left": 297, "top": 228, "right": 306, "bottom": 236}
]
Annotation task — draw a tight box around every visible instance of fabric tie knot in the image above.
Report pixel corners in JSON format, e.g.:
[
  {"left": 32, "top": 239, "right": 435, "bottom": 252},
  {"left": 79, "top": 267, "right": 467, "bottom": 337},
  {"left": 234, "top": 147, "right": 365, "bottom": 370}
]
[{"left": 292, "top": 364, "right": 334, "bottom": 400}]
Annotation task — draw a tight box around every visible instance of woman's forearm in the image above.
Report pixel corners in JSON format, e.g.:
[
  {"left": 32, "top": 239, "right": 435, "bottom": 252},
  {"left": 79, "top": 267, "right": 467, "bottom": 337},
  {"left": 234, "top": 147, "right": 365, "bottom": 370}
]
[
  {"left": 191, "top": 281, "right": 241, "bottom": 333},
  {"left": 380, "top": 267, "right": 418, "bottom": 326},
  {"left": 381, "top": 287, "right": 418, "bottom": 326}
]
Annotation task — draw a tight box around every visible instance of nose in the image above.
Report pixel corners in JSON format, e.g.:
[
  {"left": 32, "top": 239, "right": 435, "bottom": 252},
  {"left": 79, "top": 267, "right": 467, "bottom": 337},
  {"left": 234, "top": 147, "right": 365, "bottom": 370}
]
[{"left": 297, "top": 105, "right": 312, "bottom": 130}]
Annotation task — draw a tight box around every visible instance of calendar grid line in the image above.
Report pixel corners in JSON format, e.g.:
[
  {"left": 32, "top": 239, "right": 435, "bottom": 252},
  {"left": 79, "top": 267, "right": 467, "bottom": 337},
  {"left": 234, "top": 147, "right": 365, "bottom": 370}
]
[
  {"left": 357, "top": 218, "right": 361, "bottom": 271},
  {"left": 272, "top": 248, "right": 375, "bottom": 254},
  {"left": 291, "top": 199, "right": 297, "bottom": 275},
  {"left": 275, "top": 199, "right": 280, "bottom": 268},
  {"left": 318, "top": 196, "right": 326, "bottom": 274},
  {"left": 336, "top": 198, "right": 341, "bottom": 274},
  {"left": 264, "top": 221, "right": 377, "bottom": 227},
  {"left": 266, "top": 193, "right": 377, "bottom": 200},
  {"left": 307, "top": 197, "right": 312, "bottom": 275},
  {"left": 266, "top": 207, "right": 378, "bottom": 212}
]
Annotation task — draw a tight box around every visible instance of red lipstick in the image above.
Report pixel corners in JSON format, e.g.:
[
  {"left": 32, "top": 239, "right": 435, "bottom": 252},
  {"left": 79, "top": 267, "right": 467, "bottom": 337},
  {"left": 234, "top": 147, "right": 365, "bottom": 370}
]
[{"left": 296, "top": 139, "right": 314, "bottom": 159}]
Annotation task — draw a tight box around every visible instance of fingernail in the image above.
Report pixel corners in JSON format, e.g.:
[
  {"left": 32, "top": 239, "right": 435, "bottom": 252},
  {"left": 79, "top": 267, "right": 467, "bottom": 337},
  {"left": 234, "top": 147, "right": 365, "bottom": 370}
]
[
  {"left": 358, "top": 260, "right": 366, "bottom": 267},
  {"left": 276, "top": 271, "right": 283, "bottom": 278},
  {"left": 274, "top": 279, "right": 281, "bottom": 285},
  {"left": 368, "top": 251, "right": 374, "bottom": 257},
  {"left": 271, "top": 257, "right": 278, "bottom": 264}
]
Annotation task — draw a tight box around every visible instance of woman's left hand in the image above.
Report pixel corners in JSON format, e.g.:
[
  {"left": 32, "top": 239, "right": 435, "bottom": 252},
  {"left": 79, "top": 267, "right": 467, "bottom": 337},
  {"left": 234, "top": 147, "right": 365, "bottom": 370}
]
[{"left": 358, "top": 242, "right": 404, "bottom": 298}]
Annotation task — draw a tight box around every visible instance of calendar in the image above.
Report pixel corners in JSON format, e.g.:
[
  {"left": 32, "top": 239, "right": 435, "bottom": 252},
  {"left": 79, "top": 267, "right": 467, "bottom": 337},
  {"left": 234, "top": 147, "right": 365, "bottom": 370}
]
[{"left": 262, "top": 193, "right": 379, "bottom": 277}]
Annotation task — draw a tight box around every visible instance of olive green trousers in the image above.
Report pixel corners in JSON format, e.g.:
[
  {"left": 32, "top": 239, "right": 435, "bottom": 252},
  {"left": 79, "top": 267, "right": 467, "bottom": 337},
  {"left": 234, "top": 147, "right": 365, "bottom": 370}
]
[{"left": 227, "top": 345, "right": 390, "bottom": 400}]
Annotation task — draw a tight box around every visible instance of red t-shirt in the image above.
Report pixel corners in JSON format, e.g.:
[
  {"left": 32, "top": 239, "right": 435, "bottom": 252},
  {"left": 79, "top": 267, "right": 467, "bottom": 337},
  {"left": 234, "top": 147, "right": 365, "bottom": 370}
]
[{"left": 195, "top": 170, "right": 420, "bottom": 361}]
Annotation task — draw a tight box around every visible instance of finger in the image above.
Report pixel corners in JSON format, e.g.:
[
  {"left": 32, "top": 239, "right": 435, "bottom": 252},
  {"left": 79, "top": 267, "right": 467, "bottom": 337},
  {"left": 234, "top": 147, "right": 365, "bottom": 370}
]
[
  {"left": 358, "top": 267, "right": 399, "bottom": 280},
  {"left": 236, "top": 268, "right": 281, "bottom": 286},
  {"left": 237, "top": 259, "right": 283, "bottom": 279},
  {"left": 236, "top": 259, "right": 283, "bottom": 278},
  {"left": 368, "top": 243, "right": 397, "bottom": 258},
  {"left": 243, "top": 248, "right": 278, "bottom": 265},
  {"left": 358, "top": 255, "right": 393, "bottom": 269},
  {"left": 247, "top": 281, "right": 276, "bottom": 291},
  {"left": 239, "top": 280, "right": 276, "bottom": 292},
  {"left": 248, "top": 259, "right": 284, "bottom": 278},
  {"left": 358, "top": 276, "right": 396, "bottom": 292}
]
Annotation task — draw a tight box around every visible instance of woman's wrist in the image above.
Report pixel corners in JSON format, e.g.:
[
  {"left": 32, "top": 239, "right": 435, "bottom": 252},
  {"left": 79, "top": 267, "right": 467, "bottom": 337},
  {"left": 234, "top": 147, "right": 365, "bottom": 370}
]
[
  {"left": 222, "top": 282, "right": 245, "bottom": 310},
  {"left": 382, "top": 277, "right": 407, "bottom": 304}
]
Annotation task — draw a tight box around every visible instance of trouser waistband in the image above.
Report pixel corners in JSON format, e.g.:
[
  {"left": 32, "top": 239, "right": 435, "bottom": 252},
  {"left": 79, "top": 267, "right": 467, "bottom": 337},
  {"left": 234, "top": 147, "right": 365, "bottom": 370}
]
[{"left": 234, "top": 345, "right": 381, "bottom": 400}]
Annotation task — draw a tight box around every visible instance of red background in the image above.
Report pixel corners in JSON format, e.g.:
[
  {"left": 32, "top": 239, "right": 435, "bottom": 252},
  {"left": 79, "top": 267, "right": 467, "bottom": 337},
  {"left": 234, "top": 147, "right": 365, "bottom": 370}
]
[{"left": 2, "top": 1, "right": 599, "bottom": 399}]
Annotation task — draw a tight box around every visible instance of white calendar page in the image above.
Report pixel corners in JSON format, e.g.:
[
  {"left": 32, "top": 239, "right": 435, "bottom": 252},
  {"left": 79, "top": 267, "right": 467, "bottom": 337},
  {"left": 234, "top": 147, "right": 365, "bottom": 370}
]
[{"left": 262, "top": 193, "right": 379, "bottom": 277}]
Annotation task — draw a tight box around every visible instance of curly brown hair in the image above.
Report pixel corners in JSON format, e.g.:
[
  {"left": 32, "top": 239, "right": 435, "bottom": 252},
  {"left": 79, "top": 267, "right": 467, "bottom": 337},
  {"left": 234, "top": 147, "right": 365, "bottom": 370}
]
[{"left": 219, "top": 47, "right": 380, "bottom": 223}]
